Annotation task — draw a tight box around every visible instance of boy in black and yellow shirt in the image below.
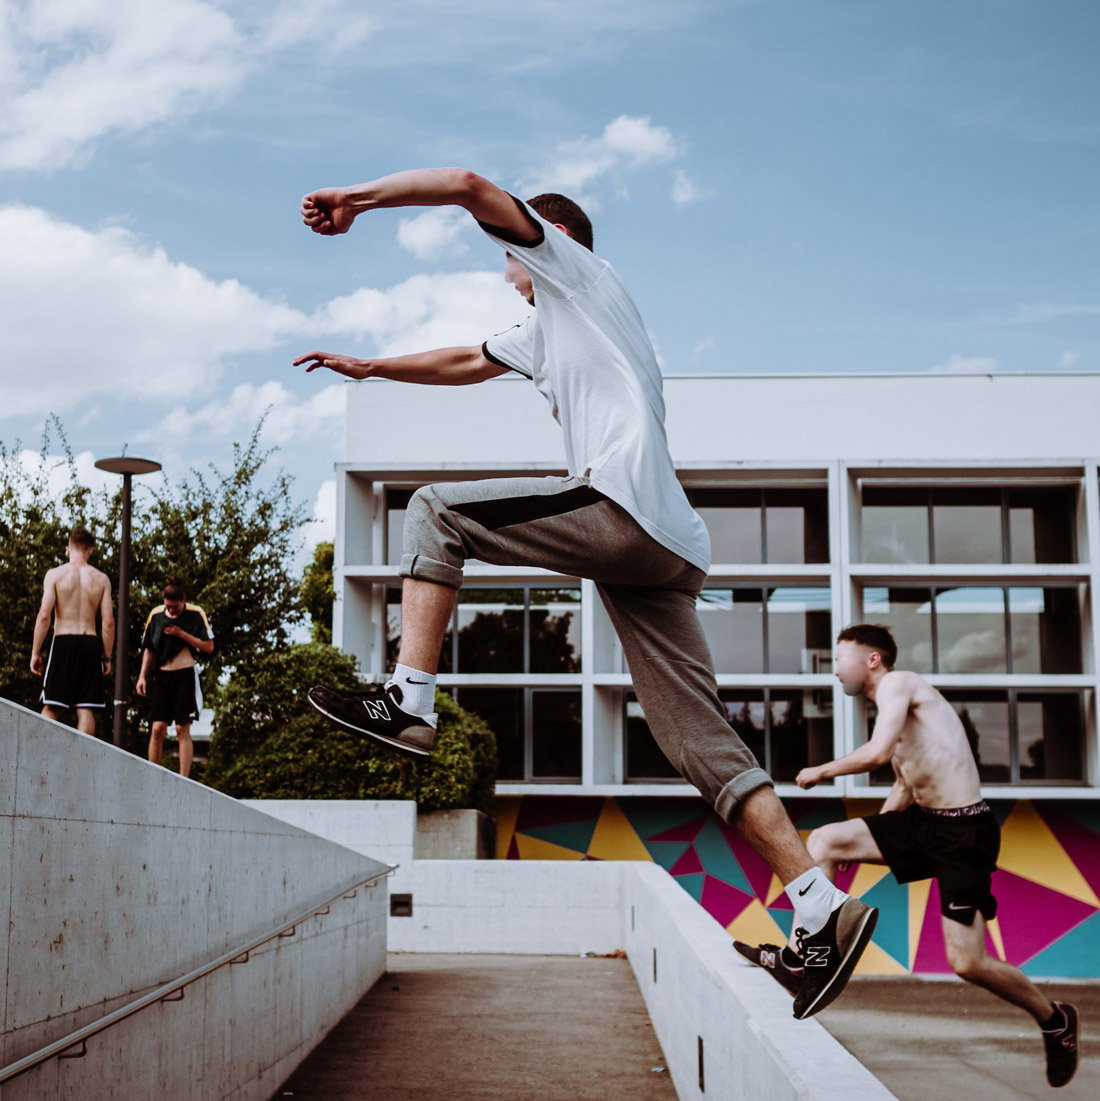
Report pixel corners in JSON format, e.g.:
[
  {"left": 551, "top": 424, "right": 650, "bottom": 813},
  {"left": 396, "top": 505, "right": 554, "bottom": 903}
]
[{"left": 136, "top": 577, "right": 213, "bottom": 778}]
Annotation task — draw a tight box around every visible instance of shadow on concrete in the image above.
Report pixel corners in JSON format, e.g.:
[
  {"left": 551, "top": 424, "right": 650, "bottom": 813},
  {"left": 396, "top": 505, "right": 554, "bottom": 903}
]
[{"left": 273, "top": 953, "right": 676, "bottom": 1101}]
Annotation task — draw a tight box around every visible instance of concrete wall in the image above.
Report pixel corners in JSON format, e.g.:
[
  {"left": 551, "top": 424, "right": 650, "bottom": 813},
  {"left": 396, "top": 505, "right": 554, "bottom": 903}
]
[
  {"left": 0, "top": 701, "right": 389, "bottom": 1101},
  {"left": 623, "top": 863, "right": 895, "bottom": 1101}
]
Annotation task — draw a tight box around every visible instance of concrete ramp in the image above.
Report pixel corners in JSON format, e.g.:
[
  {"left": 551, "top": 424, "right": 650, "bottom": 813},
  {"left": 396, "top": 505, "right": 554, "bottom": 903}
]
[{"left": 0, "top": 699, "right": 389, "bottom": 1100}]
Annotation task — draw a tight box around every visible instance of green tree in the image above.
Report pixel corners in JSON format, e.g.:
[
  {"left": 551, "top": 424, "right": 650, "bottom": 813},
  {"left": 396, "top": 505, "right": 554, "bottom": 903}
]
[
  {"left": 300, "top": 541, "right": 335, "bottom": 644},
  {"left": 206, "top": 642, "right": 498, "bottom": 810}
]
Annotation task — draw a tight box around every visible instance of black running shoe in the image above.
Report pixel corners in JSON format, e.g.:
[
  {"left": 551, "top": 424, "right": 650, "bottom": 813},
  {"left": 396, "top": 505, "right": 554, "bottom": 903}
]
[
  {"left": 733, "top": 941, "right": 804, "bottom": 997},
  {"left": 307, "top": 683, "right": 435, "bottom": 758},
  {"left": 791, "top": 897, "right": 878, "bottom": 1020},
  {"left": 1043, "top": 1001, "right": 1079, "bottom": 1088}
]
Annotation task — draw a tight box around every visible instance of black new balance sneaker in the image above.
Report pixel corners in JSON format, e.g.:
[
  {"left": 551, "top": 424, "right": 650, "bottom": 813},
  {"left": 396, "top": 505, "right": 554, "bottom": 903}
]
[
  {"left": 791, "top": 897, "right": 878, "bottom": 1020},
  {"left": 307, "top": 683, "right": 435, "bottom": 758},
  {"left": 1043, "top": 1001, "right": 1079, "bottom": 1088},
  {"left": 732, "top": 941, "right": 804, "bottom": 997}
]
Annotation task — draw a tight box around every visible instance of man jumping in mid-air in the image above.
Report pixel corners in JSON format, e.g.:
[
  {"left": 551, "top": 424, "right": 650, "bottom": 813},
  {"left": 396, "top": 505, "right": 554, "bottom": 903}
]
[
  {"left": 735, "top": 624, "right": 1079, "bottom": 1086},
  {"left": 295, "top": 166, "right": 877, "bottom": 1019}
]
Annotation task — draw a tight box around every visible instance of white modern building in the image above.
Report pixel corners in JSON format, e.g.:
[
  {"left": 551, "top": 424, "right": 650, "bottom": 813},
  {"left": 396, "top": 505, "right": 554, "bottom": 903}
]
[{"left": 333, "top": 370, "right": 1100, "bottom": 803}]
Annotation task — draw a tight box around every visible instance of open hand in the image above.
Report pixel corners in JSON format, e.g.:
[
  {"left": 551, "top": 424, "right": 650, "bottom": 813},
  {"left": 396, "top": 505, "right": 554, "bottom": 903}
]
[
  {"left": 302, "top": 188, "right": 355, "bottom": 235},
  {"left": 293, "top": 351, "right": 368, "bottom": 378}
]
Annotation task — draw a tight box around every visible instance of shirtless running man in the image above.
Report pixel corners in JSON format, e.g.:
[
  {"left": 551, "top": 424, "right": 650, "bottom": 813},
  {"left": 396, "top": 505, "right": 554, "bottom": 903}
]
[
  {"left": 735, "top": 623, "right": 1079, "bottom": 1088},
  {"left": 30, "top": 527, "right": 115, "bottom": 736}
]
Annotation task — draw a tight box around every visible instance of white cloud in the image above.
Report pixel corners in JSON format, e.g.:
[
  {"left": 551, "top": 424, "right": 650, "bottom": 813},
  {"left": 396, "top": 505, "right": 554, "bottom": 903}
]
[
  {"left": 1061, "top": 350, "right": 1081, "bottom": 367},
  {"left": 518, "top": 115, "right": 682, "bottom": 198},
  {"left": 397, "top": 208, "right": 470, "bottom": 261},
  {"left": 309, "top": 479, "right": 337, "bottom": 542},
  {"left": 671, "top": 169, "right": 708, "bottom": 205},
  {"left": 929, "top": 354, "right": 997, "bottom": 374},
  {"left": 0, "top": 204, "right": 306, "bottom": 418},
  {"left": 692, "top": 337, "right": 715, "bottom": 360},
  {"left": 317, "top": 270, "right": 530, "bottom": 356}
]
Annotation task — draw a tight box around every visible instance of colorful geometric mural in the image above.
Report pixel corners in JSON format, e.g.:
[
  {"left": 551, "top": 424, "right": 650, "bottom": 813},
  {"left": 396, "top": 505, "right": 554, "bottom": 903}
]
[{"left": 491, "top": 794, "right": 1100, "bottom": 977}]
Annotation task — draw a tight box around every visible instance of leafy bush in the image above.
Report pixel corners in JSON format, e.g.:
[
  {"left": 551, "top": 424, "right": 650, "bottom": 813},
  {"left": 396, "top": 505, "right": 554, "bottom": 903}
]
[{"left": 206, "top": 642, "right": 497, "bottom": 811}]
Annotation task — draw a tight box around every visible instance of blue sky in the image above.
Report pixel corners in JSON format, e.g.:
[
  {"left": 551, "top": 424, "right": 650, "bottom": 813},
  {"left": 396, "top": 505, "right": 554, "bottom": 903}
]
[{"left": 2, "top": 0, "right": 1097, "bottom": 560}]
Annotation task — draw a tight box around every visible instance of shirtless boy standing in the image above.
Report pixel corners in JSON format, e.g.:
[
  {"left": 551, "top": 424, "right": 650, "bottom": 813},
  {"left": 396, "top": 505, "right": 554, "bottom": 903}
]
[
  {"left": 30, "top": 527, "right": 115, "bottom": 736},
  {"left": 735, "top": 623, "right": 1079, "bottom": 1088}
]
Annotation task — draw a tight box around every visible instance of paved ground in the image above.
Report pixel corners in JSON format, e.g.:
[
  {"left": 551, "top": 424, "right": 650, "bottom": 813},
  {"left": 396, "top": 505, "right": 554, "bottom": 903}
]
[
  {"left": 273, "top": 953, "right": 676, "bottom": 1101},
  {"left": 821, "top": 977, "right": 1099, "bottom": 1100}
]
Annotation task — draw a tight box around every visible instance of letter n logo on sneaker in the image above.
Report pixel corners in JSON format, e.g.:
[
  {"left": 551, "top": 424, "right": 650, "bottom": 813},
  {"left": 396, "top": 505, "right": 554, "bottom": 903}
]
[
  {"left": 760, "top": 950, "right": 776, "bottom": 969},
  {"left": 362, "top": 699, "right": 391, "bottom": 722},
  {"left": 803, "top": 945, "right": 831, "bottom": 968}
]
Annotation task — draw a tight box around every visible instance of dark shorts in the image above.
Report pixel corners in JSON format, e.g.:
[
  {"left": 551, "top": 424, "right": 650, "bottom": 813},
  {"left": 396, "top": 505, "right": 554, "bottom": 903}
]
[
  {"left": 147, "top": 667, "right": 200, "bottom": 728},
  {"left": 864, "top": 801, "right": 1000, "bottom": 925},
  {"left": 41, "top": 635, "right": 106, "bottom": 710}
]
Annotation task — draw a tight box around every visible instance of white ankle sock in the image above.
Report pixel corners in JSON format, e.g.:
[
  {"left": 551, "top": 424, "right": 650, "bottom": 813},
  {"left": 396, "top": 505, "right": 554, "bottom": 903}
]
[
  {"left": 786, "top": 868, "right": 847, "bottom": 936},
  {"left": 387, "top": 664, "right": 437, "bottom": 726}
]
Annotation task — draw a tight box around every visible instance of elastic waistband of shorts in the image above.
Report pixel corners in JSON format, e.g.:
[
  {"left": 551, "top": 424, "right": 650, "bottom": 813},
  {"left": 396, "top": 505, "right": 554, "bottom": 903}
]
[{"left": 917, "top": 800, "right": 991, "bottom": 818}]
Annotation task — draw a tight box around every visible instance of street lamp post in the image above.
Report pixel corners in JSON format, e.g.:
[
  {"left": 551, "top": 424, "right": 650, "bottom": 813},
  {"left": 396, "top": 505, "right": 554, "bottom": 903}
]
[{"left": 95, "top": 456, "right": 162, "bottom": 748}]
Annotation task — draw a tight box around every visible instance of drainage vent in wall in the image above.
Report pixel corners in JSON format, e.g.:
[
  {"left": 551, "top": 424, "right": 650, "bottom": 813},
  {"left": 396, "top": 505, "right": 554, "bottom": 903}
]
[{"left": 390, "top": 893, "right": 413, "bottom": 917}]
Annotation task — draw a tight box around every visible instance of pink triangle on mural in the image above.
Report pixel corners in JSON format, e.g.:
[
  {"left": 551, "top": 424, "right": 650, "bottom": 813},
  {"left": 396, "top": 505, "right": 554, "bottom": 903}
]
[
  {"left": 715, "top": 818, "right": 778, "bottom": 902},
  {"left": 700, "top": 874, "right": 754, "bottom": 928},
  {"left": 670, "top": 845, "right": 704, "bottom": 876},
  {"left": 832, "top": 863, "right": 859, "bottom": 895},
  {"left": 912, "top": 881, "right": 1001, "bottom": 974},
  {"left": 647, "top": 817, "right": 707, "bottom": 844},
  {"left": 991, "top": 870, "right": 1098, "bottom": 966},
  {"left": 1035, "top": 805, "right": 1100, "bottom": 898}
]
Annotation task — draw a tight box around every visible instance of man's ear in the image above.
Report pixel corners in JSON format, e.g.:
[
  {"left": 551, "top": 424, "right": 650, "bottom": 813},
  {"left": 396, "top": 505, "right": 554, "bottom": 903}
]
[
  {"left": 867, "top": 650, "right": 882, "bottom": 669},
  {"left": 552, "top": 222, "right": 573, "bottom": 239}
]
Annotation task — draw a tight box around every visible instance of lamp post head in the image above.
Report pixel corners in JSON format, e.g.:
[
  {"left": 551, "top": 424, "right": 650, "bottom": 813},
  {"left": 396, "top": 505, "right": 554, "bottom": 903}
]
[{"left": 94, "top": 457, "right": 162, "bottom": 476}]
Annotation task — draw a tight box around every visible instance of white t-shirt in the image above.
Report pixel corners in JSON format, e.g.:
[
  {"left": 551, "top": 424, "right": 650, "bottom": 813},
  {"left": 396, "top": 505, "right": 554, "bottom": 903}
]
[{"left": 480, "top": 199, "right": 710, "bottom": 573}]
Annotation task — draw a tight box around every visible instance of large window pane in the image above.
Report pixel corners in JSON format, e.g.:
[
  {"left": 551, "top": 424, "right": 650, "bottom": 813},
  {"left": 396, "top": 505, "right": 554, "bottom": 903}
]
[
  {"left": 764, "top": 489, "right": 830, "bottom": 564},
  {"left": 766, "top": 587, "right": 832, "bottom": 674},
  {"left": 456, "top": 589, "right": 524, "bottom": 672},
  {"left": 719, "top": 690, "right": 767, "bottom": 771},
  {"left": 862, "top": 587, "right": 934, "bottom": 673},
  {"left": 1009, "top": 587, "right": 1082, "bottom": 674},
  {"left": 1008, "top": 488, "right": 1076, "bottom": 564},
  {"left": 1017, "top": 693, "right": 1086, "bottom": 782},
  {"left": 691, "top": 489, "right": 762, "bottom": 563},
  {"left": 768, "top": 689, "right": 834, "bottom": 783},
  {"left": 945, "top": 691, "right": 1011, "bottom": 784},
  {"left": 698, "top": 589, "right": 764, "bottom": 674},
  {"left": 529, "top": 588, "right": 582, "bottom": 673},
  {"left": 861, "top": 488, "right": 929, "bottom": 563},
  {"left": 935, "top": 588, "right": 1007, "bottom": 674},
  {"left": 531, "top": 690, "right": 582, "bottom": 780},
  {"left": 625, "top": 696, "right": 682, "bottom": 780},
  {"left": 459, "top": 688, "right": 524, "bottom": 780},
  {"left": 932, "top": 489, "right": 1002, "bottom": 563}
]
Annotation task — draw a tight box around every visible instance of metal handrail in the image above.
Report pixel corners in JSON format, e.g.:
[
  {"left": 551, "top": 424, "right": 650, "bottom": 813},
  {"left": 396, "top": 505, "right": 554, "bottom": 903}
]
[{"left": 0, "top": 867, "right": 394, "bottom": 1085}]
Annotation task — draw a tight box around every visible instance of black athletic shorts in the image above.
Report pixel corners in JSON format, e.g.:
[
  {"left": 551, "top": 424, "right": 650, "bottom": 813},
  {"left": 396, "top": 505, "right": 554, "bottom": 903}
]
[
  {"left": 147, "top": 667, "right": 200, "bottom": 727},
  {"left": 41, "top": 635, "right": 106, "bottom": 710},
  {"left": 864, "top": 801, "right": 1000, "bottom": 926}
]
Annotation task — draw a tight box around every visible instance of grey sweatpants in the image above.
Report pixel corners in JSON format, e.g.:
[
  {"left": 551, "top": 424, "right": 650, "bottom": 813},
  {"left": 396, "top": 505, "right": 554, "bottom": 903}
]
[{"left": 400, "top": 474, "right": 773, "bottom": 821}]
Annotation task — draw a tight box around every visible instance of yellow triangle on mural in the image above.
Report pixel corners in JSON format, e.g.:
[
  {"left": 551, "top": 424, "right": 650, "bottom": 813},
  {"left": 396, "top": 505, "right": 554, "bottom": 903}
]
[
  {"left": 493, "top": 796, "right": 523, "bottom": 860},
  {"left": 997, "top": 801, "right": 1099, "bottom": 907},
  {"left": 586, "top": 797, "right": 654, "bottom": 862},
  {"left": 854, "top": 938, "right": 909, "bottom": 976},
  {"left": 764, "top": 872, "right": 787, "bottom": 908},
  {"left": 726, "top": 898, "right": 789, "bottom": 946},
  {"left": 514, "top": 833, "right": 585, "bottom": 861},
  {"left": 908, "top": 879, "right": 932, "bottom": 971},
  {"left": 847, "top": 862, "right": 891, "bottom": 897}
]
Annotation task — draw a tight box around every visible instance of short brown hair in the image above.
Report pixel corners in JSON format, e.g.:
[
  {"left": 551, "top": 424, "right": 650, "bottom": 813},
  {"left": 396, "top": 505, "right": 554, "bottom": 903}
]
[
  {"left": 69, "top": 527, "right": 94, "bottom": 552},
  {"left": 163, "top": 576, "right": 186, "bottom": 601},
  {"left": 837, "top": 624, "right": 897, "bottom": 668},
  {"left": 527, "top": 193, "right": 594, "bottom": 251}
]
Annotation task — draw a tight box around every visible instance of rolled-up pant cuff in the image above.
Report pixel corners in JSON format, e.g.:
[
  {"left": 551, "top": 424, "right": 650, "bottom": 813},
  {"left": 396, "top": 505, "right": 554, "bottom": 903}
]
[
  {"left": 713, "top": 768, "right": 774, "bottom": 824},
  {"left": 399, "top": 552, "right": 464, "bottom": 590}
]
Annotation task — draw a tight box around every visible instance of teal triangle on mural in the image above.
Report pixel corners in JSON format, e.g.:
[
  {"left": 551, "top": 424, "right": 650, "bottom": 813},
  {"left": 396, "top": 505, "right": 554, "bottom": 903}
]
[
  {"left": 617, "top": 796, "right": 709, "bottom": 841},
  {"left": 692, "top": 818, "right": 753, "bottom": 894},
  {"left": 857, "top": 873, "right": 910, "bottom": 970},
  {"left": 521, "top": 818, "right": 599, "bottom": 854},
  {"left": 675, "top": 873, "right": 705, "bottom": 903},
  {"left": 647, "top": 840, "right": 693, "bottom": 873},
  {"left": 1022, "top": 908, "right": 1100, "bottom": 979}
]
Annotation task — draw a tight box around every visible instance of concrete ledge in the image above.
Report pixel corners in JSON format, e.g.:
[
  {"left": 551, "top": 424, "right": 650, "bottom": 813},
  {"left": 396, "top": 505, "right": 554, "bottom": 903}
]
[{"left": 623, "top": 863, "right": 895, "bottom": 1101}]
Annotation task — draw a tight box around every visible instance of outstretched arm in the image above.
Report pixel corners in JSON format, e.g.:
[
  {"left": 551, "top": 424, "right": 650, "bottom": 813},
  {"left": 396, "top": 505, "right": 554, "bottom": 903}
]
[
  {"left": 796, "top": 673, "right": 913, "bottom": 788},
  {"left": 294, "top": 344, "right": 509, "bottom": 386},
  {"left": 301, "top": 168, "right": 539, "bottom": 243}
]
